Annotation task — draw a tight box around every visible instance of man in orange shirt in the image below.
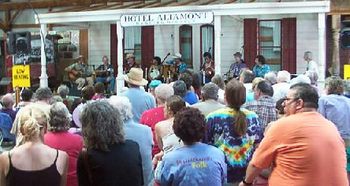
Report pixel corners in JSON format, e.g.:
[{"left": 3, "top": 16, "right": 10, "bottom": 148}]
[{"left": 239, "top": 83, "right": 348, "bottom": 186}]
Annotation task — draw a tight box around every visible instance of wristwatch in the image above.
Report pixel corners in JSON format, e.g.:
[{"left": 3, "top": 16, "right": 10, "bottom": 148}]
[{"left": 242, "top": 177, "right": 253, "bottom": 185}]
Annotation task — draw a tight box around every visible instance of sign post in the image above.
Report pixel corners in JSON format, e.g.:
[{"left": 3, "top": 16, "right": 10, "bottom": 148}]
[{"left": 12, "top": 65, "right": 31, "bottom": 105}]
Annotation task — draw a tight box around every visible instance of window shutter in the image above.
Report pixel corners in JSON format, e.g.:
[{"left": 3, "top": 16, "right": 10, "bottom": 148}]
[
  {"left": 141, "top": 26, "right": 155, "bottom": 71},
  {"left": 281, "top": 18, "right": 296, "bottom": 73},
  {"left": 244, "top": 18, "right": 258, "bottom": 69},
  {"left": 110, "top": 24, "right": 118, "bottom": 76}
]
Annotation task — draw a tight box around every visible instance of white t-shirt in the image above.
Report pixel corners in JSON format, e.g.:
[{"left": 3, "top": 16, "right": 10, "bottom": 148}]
[{"left": 307, "top": 60, "right": 319, "bottom": 76}]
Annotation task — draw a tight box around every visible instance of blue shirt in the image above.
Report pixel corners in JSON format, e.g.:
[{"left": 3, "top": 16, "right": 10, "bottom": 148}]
[
  {"left": 183, "top": 91, "right": 198, "bottom": 105},
  {"left": 160, "top": 142, "right": 227, "bottom": 186},
  {"left": 253, "top": 64, "right": 270, "bottom": 77},
  {"left": 318, "top": 94, "right": 350, "bottom": 140},
  {"left": 124, "top": 120, "right": 153, "bottom": 186},
  {"left": 0, "top": 112, "right": 15, "bottom": 141},
  {"left": 121, "top": 88, "right": 156, "bottom": 122}
]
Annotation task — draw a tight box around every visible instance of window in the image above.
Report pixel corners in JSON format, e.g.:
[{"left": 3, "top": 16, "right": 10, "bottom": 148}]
[
  {"left": 201, "top": 24, "right": 214, "bottom": 65},
  {"left": 258, "top": 20, "right": 281, "bottom": 71},
  {"left": 179, "top": 25, "right": 193, "bottom": 67},
  {"left": 124, "top": 27, "right": 141, "bottom": 63}
]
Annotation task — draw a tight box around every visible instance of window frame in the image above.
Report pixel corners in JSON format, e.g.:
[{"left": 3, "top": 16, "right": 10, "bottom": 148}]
[{"left": 179, "top": 25, "right": 193, "bottom": 68}]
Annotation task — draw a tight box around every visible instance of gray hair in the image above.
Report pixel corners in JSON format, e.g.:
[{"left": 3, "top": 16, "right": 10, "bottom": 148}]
[
  {"left": 155, "top": 84, "right": 174, "bottom": 103},
  {"left": 211, "top": 74, "right": 225, "bottom": 90},
  {"left": 290, "top": 74, "right": 311, "bottom": 86},
  {"left": 1, "top": 93, "right": 14, "bottom": 108},
  {"left": 49, "top": 102, "right": 71, "bottom": 132},
  {"left": 57, "top": 85, "right": 69, "bottom": 98},
  {"left": 173, "top": 80, "right": 187, "bottom": 98},
  {"left": 240, "top": 70, "right": 255, "bottom": 84},
  {"left": 35, "top": 87, "right": 53, "bottom": 101},
  {"left": 345, "top": 80, "right": 350, "bottom": 94},
  {"left": 108, "top": 96, "right": 133, "bottom": 121},
  {"left": 264, "top": 72, "right": 277, "bottom": 85},
  {"left": 80, "top": 101, "right": 125, "bottom": 151},
  {"left": 201, "top": 83, "right": 219, "bottom": 100},
  {"left": 304, "top": 51, "right": 313, "bottom": 60},
  {"left": 277, "top": 70, "right": 291, "bottom": 83}
]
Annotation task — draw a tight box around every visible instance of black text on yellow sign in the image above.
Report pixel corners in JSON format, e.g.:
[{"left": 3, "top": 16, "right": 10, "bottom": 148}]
[{"left": 12, "top": 65, "right": 31, "bottom": 88}]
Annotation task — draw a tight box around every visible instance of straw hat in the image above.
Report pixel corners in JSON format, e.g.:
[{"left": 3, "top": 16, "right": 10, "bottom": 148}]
[
  {"left": 126, "top": 53, "right": 135, "bottom": 59},
  {"left": 124, "top": 68, "right": 148, "bottom": 86}
]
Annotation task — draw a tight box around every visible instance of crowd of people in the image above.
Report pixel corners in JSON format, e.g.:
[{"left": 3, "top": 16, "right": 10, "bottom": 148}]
[{"left": 0, "top": 50, "right": 350, "bottom": 186}]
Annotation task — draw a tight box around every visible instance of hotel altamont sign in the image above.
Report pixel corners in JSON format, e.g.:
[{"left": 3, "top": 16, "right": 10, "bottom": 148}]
[{"left": 121, "top": 12, "right": 214, "bottom": 27}]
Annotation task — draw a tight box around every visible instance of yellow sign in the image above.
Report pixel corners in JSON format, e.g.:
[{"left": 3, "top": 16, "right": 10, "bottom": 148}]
[
  {"left": 345, "top": 65, "right": 350, "bottom": 80},
  {"left": 12, "top": 65, "right": 31, "bottom": 88}
]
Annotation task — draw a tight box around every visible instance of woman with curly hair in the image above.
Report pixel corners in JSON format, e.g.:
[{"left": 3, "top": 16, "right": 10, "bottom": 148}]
[
  {"left": 205, "top": 79, "right": 263, "bottom": 185},
  {"left": 160, "top": 107, "right": 227, "bottom": 185},
  {"left": 44, "top": 102, "right": 83, "bottom": 186},
  {"left": 77, "top": 101, "right": 143, "bottom": 186},
  {"left": 0, "top": 104, "right": 69, "bottom": 186}
]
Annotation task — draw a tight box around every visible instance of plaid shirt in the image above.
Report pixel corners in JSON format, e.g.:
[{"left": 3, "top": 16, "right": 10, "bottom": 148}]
[{"left": 244, "top": 95, "right": 277, "bottom": 129}]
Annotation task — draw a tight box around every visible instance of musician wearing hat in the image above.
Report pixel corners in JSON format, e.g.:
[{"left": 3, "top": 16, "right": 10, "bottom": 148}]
[
  {"left": 173, "top": 52, "right": 187, "bottom": 74},
  {"left": 124, "top": 53, "right": 139, "bottom": 73},
  {"left": 65, "top": 55, "right": 94, "bottom": 90},
  {"left": 228, "top": 52, "right": 247, "bottom": 79},
  {"left": 121, "top": 68, "right": 156, "bottom": 121}
]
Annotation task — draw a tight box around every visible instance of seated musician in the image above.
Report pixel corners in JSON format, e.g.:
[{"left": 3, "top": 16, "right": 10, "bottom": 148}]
[
  {"left": 148, "top": 56, "right": 162, "bottom": 81},
  {"left": 173, "top": 52, "right": 187, "bottom": 74},
  {"left": 123, "top": 53, "right": 140, "bottom": 73},
  {"left": 202, "top": 52, "right": 215, "bottom": 83},
  {"left": 95, "top": 55, "right": 115, "bottom": 93},
  {"left": 228, "top": 52, "right": 247, "bottom": 79},
  {"left": 65, "top": 55, "right": 94, "bottom": 90}
]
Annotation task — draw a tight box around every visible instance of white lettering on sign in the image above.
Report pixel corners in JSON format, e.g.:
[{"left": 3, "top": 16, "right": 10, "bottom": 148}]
[{"left": 121, "top": 12, "right": 213, "bottom": 27}]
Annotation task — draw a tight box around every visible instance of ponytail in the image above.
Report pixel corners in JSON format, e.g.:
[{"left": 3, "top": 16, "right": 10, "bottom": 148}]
[
  {"left": 18, "top": 106, "right": 47, "bottom": 142},
  {"left": 233, "top": 107, "right": 247, "bottom": 136}
]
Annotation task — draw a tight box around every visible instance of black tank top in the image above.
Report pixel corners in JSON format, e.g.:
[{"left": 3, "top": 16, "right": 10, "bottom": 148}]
[{"left": 6, "top": 149, "right": 61, "bottom": 186}]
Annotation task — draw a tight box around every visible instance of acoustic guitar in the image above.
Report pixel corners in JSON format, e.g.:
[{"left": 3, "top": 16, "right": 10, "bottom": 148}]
[{"left": 68, "top": 69, "right": 81, "bottom": 81}]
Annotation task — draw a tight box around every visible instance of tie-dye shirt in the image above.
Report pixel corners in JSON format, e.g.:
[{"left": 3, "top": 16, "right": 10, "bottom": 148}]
[{"left": 205, "top": 107, "right": 263, "bottom": 183}]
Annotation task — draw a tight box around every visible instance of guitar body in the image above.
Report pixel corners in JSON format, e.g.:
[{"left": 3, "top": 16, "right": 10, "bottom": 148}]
[{"left": 68, "top": 70, "right": 80, "bottom": 81}]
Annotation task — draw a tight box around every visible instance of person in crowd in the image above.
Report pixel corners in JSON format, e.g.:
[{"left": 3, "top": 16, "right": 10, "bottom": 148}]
[
  {"left": 190, "top": 83, "right": 225, "bottom": 116},
  {"left": 173, "top": 53, "right": 187, "bottom": 74},
  {"left": 304, "top": 51, "right": 319, "bottom": 76},
  {"left": 148, "top": 80, "right": 162, "bottom": 98},
  {"left": 264, "top": 71, "right": 277, "bottom": 85},
  {"left": 77, "top": 101, "right": 143, "bottom": 186},
  {"left": 92, "top": 82, "right": 105, "bottom": 100},
  {"left": 211, "top": 74, "right": 226, "bottom": 104},
  {"left": 0, "top": 112, "right": 15, "bottom": 142},
  {"left": 253, "top": 55, "right": 270, "bottom": 78},
  {"left": 229, "top": 52, "right": 247, "bottom": 79},
  {"left": 290, "top": 74, "right": 311, "bottom": 86},
  {"left": 140, "top": 84, "right": 174, "bottom": 157},
  {"left": 179, "top": 72, "right": 198, "bottom": 105},
  {"left": 0, "top": 104, "right": 69, "bottom": 186},
  {"left": 160, "top": 107, "right": 227, "bottom": 185},
  {"left": 12, "top": 87, "right": 53, "bottom": 146},
  {"left": 1, "top": 93, "right": 16, "bottom": 122},
  {"left": 272, "top": 70, "right": 291, "bottom": 101},
  {"left": 205, "top": 79, "right": 263, "bottom": 185},
  {"left": 239, "top": 69, "right": 256, "bottom": 103},
  {"left": 124, "top": 53, "right": 139, "bottom": 73},
  {"left": 65, "top": 55, "right": 94, "bottom": 90},
  {"left": 57, "top": 85, "right": 73, "bottom": 111},
  {"left": 191, "top": 71, "right": 203, "bottom": 99},
  {"left": 240, "top": 83, "right": 348, "bottom": 186},
  {"left": 244, "top": 81, "right": 277, "bottom": 130},
  {"left": 72, "top": 85, "right": 95, "bottom": 129},
  {"left": 44, "top": 102, "right": 83, "bottom": 186},
  {"left": 17, "top": 88, "right": 33, "bottom": 109},
  {"left": 305, "top": 70, "right": 319, "bottom": 93},
  {"left": 109, "top": 96, "right": 153, "bottom": 186},
  {"left": 202, "top": 52, "right": 215, "bottom": 83},
  {"left": 345, "top": 79, "right": 350, "bottom": 99},
  {"left": 148, "top": 56, "right": 162, "bottom": 81},
  {"left": 318, "top": 76, "right": 350, "bottom": 175},
  {"left": 172, "top": 80, "right": 188, "bottom": 104},
  {"left": 154, "top": 95, "right": 186, "bottom": 183},
  {"left": 121, "top": 68, "right": 156, "bottom": 121},
  {"left": 95, "top": 55, "right": 115, "bottom": 93}
]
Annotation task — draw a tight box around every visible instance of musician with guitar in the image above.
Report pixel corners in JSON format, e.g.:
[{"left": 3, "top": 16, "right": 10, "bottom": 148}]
[
  {"left": 147, "top": 56, "right": 162, "bottom": 81},
  {"left": 95, "top": 55, "right": 115, "bottom": 93},
  {"left": 202, "top": 52, "right": 215, "bottom": 83},
  {"left": 65, "top": 55, "right": 94, "bottom": 90}
]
